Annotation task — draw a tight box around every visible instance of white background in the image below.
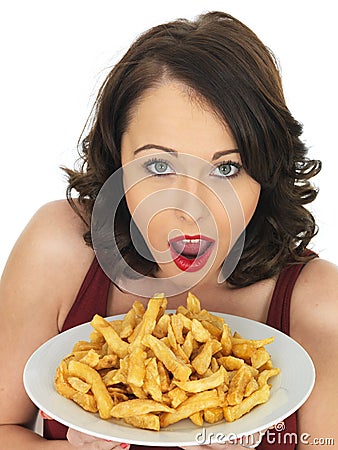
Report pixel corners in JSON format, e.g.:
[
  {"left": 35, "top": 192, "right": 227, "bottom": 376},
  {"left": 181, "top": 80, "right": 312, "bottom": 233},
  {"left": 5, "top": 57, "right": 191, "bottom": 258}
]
[{"left": 0, "top": 0, "right": 337, "bottom": 274}]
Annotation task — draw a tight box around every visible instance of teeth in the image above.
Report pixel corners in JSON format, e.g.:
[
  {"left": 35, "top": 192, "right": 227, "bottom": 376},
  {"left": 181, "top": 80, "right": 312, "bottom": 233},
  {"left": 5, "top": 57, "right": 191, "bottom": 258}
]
[{"left": 182, "top": 239, "right": 200, "bottom": 244}]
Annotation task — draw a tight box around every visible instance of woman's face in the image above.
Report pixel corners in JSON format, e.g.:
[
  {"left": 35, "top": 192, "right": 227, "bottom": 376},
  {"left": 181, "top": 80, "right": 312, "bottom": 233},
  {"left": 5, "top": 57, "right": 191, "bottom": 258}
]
[{"left": 121, "top": 82, "right": 260, "bottom": 287}]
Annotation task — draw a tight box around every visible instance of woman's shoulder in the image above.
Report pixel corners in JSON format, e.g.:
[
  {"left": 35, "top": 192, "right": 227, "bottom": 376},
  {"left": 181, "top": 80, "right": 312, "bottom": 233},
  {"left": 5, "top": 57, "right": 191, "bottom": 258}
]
[
  {"left": 1, "top": 199, "right": 95, "bottom": 330},
  {"left": 23, "top": 197, "right": 95, "bottom": 282},
  {"left": 293, "top": 256, "right": 337, "bottom": 306},
  {"left": 289, "top": 258, "right": 338, "bottom": 439},
  {"left": 31, "top": 197, "right": 88, "bottom": 235},
  {"left": 290, "top": 256, "right": 338, "bottom": 339},
  {"left": 23, "top": 199, "right": 93, "bottom": 260}
]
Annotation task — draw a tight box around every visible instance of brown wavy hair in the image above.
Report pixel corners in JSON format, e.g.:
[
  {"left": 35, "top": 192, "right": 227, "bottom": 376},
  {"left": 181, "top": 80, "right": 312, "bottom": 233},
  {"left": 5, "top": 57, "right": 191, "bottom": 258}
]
[{"left": 63, "top": 11, "right": 321, "bottom": 287}]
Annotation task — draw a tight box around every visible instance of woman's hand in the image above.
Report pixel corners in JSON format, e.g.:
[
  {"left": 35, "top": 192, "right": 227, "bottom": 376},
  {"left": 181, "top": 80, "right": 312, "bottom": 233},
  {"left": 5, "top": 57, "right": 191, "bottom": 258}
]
[
  {"left": 66, "top": 428, "right": 129, "bottom": 450},
  {"left": 40, "top": 411, "right": 130, "bottom": 450}
]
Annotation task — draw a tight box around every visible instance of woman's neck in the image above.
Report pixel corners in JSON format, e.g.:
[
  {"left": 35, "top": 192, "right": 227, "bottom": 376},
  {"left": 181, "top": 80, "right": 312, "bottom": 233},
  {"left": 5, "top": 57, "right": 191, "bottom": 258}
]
[{"left": 108, "top": 275, "right": 276, "bottom": 324}]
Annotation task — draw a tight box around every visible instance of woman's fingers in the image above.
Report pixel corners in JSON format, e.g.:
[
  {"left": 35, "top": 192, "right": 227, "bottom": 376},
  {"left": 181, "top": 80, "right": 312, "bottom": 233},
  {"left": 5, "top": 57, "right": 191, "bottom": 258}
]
[
  {"left": 39, "top": 410, "right": 53, "bottom": 420},
  {"left": 38, "top": 417, "right": 130, "bottom": 449},
  {"left": 66, "top": 427, "right": 130, "bottom": 449}
]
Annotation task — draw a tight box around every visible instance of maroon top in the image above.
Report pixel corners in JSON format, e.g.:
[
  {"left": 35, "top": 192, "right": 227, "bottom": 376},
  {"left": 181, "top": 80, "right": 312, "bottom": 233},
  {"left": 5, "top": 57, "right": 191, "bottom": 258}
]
[{"left": 44, "top": 257, "right": 311, "bottom": 449}]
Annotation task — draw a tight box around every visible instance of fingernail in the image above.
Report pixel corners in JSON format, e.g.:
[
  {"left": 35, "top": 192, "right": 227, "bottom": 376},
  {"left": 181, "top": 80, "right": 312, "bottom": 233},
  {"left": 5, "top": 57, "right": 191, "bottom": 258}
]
[
  {"left": 39, "top": 411, "right": 48, "bottom": 420},
  {"left": 120, "top": 444, "right": 129, "bottom": 449}
]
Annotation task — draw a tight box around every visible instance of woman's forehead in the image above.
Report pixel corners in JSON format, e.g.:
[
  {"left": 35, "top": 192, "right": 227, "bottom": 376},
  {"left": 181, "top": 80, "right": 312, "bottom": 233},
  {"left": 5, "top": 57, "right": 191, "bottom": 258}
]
[{"left": 121, "top": 82, "right": 237, "bottom": 160}]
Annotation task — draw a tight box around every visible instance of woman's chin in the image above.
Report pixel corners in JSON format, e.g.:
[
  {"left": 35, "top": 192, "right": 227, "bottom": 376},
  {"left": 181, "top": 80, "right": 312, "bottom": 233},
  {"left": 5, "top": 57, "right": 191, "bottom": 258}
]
[{"left": 155, "top": 260, "right": 218, "bottom": 289}]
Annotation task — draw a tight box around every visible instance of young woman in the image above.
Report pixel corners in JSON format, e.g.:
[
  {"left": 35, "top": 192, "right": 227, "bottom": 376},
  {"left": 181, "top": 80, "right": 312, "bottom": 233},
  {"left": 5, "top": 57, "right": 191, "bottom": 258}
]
[{"left": 0, "top": 11, "right": 337, "bottom": 450}]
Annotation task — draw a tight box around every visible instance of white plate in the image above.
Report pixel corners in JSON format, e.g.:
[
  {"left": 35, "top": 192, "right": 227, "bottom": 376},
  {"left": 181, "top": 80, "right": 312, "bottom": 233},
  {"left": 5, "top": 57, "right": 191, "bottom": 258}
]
[{"left": 24, "top": 313, "right": 315, "bottom": 446}]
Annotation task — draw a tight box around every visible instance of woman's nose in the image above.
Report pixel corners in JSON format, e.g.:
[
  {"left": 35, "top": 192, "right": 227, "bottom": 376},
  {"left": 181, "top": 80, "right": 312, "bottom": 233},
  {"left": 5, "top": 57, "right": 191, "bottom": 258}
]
[{"left": 173, "top": 176, "right": 209, "bottom": 224}]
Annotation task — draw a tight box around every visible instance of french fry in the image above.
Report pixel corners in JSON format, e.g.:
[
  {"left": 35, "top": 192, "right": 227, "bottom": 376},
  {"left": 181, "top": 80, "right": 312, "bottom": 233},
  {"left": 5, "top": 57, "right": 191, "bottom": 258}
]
[
  {"left": 55, "top": 361, "right": 78, "bottom": 398},
  {"left": 227, "top": 365, "right": 252, "bottom": 406},
  {"left": 223, "top": 384, "right": 270, "bottom": 422},
  {"left": 153, "top": 314, "right": 170, "bottom": 339},
  {"left": 72, "top": 340, "right": 103, "bottom": 352},
  {"left": 67, "top": 376, "right": 91, "bottom": 394},
  {"left": 127, "top": 347, "right": 147, "bottom": 387},
  {"left": 129, "top": 295, "right": 166, "bottom": 350},
  {"left": 176, "top": 305, "right": 191, "bottom": 317},
  {"left": 167, "top": 387, "right": 188, "bottom": 408},
  {"left": 257, "top": 368, "right": 281, "bottom": 388},
  {"left": 232, "top": 343, "right": 255, "bottom": 360},
  {"left": 142, "top": 334, "right": 192, "bottom": 381},
  {"left": 204, "top": 407, "right": 224, "bottom": 424},
  {"left": 181, "top": 331, "right": 195, "bottom": 358},
  {"left": 124, "top": 413, "right": 160, "bottom": 431},
  {"left": 89, "top": 330, "right": 106, "bottom": 344},
  {"left": 195, "top": 310, "right": 225, "bottom": 329},
  {"left": 160, "top": 390, "right": 220, "bottom": 427},
  {"left": 171, "top": 314, "right": 185, "bottom": 344},
  {"left": 191, "top": 319, "right": 211, "bottom": 343},
  {"left": 259, "top": 359, "right": 274, "bottom": 371},
  {"left": 192, "top": 340, "right": 213, "bottom": 375},
  {"left": 132, "top": 300, "right": 145, "bottom": 318},
  {"left": 231, "top": 337, "right": 274, "bottom": 348},
  {"left": 129, "top": 384, "right": 148, "bottom": 399},
  {"left": 172, "top": 344, "right": 190, "bottom": 364},
  {"left": 173, "top": 366, "right": 226, "bottom": 393},
  {"left": 71, "top": 391, "right": 98, "bottom": 413},
  {"left": 120, "top": 308, "right": 137, "bottom": 339},
  {"left": 189, "top": 411, "right": 204, "bottom": 426},
  {"left": 251, "top": 347, "right": 271, "bottom": 369},
  {"left": 79, "top": 349, "right": 100, "bottom": 367},
  {"left": 167, "top": 322, "right": 178, "bottom": 350},
  {"left": 211, "top": 357, "right": 219, "bottom": 373},
  {"left": 108, "top": 319, "right": 123, "bottom": 335},
  {"left": 110, "top": 399, "right": 174, "bottom": 418},
  {"left": 186, "top": 291, "right": 201, "bottom": 314},
  {"left": 143, "top": 357, "right": 162, "bottom": 402},
  {"left": 176, "top": 312, "right": 193, "bottom": 331},
  {"left": 157, "top": 360, "right": 171, "bottom": 392},
  {"left": 244, "top": 378, "right": 259, "bottom": 397},
  {"left": 202, "top": 320, "right": 222, "bottom": 339},
  {"left": 91, "top": 315, "right": 128, "bottom": 359},
  {"left": 218, "top": 355, "right": 244, "bottom": 371},
  {"left": 68, "top": 360, "right": 114, "bottom": 419},
  {"left": 95, "top": 354, "right": 119, "bottom": 370}
]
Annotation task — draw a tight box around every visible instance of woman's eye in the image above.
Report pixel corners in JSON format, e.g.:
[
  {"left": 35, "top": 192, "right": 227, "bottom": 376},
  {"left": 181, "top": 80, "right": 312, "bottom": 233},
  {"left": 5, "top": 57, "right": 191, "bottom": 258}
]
[
  {"left": 144, "top": 159, "right": 175, "bottom": 176},
  {"left": 211, "top": 162, "right": 241, "bottom": 178}
]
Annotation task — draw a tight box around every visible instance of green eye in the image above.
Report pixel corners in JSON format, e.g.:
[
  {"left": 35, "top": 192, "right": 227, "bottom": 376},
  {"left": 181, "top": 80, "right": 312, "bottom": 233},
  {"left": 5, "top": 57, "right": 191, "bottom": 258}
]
[
  {"left": 154, "top": 161, "right": 169, "bottom": 173},
  {"left": 144, "top": 158, "right": 175, "bottom": 176},
  {"left": 218, "top": 163, "right": 232, "bottom": 176},
  {"left": 212, "top": 161, "right": 242, "bottom": 178}
]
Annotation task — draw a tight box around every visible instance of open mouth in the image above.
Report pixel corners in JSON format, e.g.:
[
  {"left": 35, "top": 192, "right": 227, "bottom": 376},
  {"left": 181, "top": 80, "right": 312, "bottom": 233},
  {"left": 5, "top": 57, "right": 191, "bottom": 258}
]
[{"left": 168, "top": 235, "right": 215, "bottom": 272}]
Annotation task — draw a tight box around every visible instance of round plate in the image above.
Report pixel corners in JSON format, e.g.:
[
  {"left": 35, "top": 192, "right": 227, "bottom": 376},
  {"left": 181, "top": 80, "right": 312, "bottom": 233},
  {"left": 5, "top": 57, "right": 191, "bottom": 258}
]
[{"left": 24, "top": 313, "right": 315, "bottom": 446}]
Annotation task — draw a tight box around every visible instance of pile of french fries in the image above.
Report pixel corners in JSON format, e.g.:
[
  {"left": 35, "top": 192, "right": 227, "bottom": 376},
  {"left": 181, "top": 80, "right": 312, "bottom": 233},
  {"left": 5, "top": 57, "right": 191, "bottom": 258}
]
[{"left": 55, "top": 292, "right": 280, "bottom": 431}]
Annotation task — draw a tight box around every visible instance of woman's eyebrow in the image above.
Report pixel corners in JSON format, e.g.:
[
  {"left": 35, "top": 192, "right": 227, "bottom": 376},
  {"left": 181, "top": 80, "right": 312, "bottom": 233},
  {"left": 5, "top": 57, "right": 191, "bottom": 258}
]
[
  {"left": 211, "top": 149, "right": 240, "bottom": 161},
  {"left": 133, "top": 144, "right": 178, "bottom": 156},
  {"left": 133, "top": 144, "right": 239, "bottom": 160}
]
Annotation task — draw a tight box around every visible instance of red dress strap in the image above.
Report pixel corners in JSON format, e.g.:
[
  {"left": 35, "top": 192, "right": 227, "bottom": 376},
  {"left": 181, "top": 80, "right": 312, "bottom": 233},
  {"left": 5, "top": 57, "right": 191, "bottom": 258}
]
[
  {"left": 266, "top": 262, "right": 308, "bottom": 335},
  {"left": 44, "top": 258, "right": 111, "bottom": 440},
  {"left": 258, "top": 255, "right": 316, "bottom": 450},
  {"left": 61, "top": 258, "right": 111, "bottom": 331}
]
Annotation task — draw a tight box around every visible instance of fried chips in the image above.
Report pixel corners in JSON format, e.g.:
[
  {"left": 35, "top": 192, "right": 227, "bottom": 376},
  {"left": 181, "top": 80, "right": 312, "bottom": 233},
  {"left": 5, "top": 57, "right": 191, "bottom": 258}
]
[{"left": 54, "top": 292, "right": 280, "bottom": 430}]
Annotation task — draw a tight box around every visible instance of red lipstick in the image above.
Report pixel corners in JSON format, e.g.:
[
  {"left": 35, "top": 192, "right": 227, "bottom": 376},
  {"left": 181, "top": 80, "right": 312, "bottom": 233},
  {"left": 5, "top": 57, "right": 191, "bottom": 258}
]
[{"left": 168, "top": 235, "right": 215, "bottom": 272}]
